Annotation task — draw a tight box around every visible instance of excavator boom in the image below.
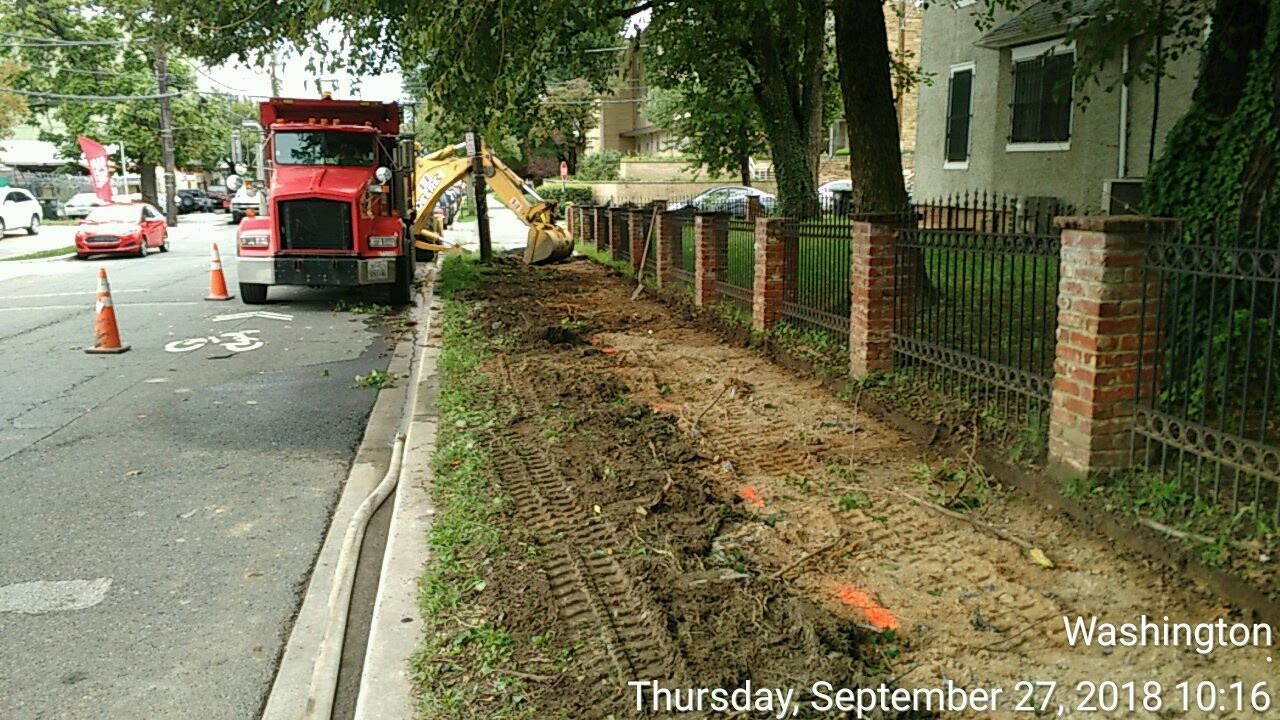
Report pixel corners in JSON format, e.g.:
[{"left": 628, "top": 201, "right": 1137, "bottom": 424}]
[{"left": 412, "top": 142, "right": 573, "bottom": 265}]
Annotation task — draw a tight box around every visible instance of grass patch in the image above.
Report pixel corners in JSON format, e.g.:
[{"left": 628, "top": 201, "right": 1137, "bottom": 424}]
[
  {"left": 1, "top": 245, "right": 76, "bottom": 261},
  {"left": 353, "top": 369, "right": 395, "bottom": 389},
  {"left": 1065, "top": 469, "right": 1280, "bottom": 585},
  {"left": 411, "top": 254, "right": 532, "bottom": 719}
]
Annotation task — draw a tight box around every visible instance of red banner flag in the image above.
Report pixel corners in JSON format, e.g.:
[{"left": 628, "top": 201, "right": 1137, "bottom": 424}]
[{"left": 77, "top": 135, "right": 114, "bottom": 204}]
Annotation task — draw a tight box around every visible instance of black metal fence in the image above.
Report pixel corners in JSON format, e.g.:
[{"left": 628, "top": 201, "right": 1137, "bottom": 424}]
[
  {"left": 891, "top": 193, "right": 1069, "bottom": 432},
  {"left": 781, "top": 210, "right": 852, "bottom": 336},
  {"left": 667, "top": 197, "right": 696, "bottom": 285},
  {"left": 614, "top": 208, "right": 632, "bottom": 263},
  {"left": 719, "top": 218, "right": 755, "bottom": 306},
  {"left": 1133, "top": 235, "right": 1280, "bottom": 531}
]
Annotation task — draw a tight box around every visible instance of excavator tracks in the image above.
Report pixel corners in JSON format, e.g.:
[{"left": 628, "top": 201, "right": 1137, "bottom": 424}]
[{"left": 489, "top": 434, "right": 691, "bottom": 705}]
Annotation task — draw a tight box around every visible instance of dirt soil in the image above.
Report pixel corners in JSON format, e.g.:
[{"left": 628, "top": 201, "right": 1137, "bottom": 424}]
[{"left": 452, "top": 257, "right": 1274, "bottom": 719}]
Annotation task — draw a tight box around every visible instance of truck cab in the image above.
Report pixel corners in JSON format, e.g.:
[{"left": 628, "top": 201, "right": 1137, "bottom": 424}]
[{"left": 231, "top": 97, "right": 417, "bottom": 305}]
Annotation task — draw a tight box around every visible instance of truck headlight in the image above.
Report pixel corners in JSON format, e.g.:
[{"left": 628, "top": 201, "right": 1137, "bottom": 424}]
[
  {"left": 368, "top": 235, "right": 398, "bottom": 248},
  {"left": 239, "top": 233, "right": 269, "bottom": 248}
]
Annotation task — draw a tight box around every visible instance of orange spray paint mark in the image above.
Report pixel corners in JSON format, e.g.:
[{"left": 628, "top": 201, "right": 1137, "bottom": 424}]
[
  {"left": 738, "top": 486, "right": 766, "bottom": 509},
  {"left": 835, "top": 585, "right": 898, "bottom": 631},
  {"left": 601, "top": 347, "right": 619, "bottom": 356}
]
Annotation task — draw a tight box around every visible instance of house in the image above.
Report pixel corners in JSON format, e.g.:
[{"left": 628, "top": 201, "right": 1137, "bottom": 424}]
[
  {"left": 588, "top": 1, "right": 923, "bottom": 182},
  {"left": 912, "top": 0, "right": 1200, "bottom": 212}
]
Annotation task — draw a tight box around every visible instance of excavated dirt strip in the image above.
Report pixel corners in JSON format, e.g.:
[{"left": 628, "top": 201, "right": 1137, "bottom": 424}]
[{"left": 448, "top": 256, "right": 1274, "bottom": 719}]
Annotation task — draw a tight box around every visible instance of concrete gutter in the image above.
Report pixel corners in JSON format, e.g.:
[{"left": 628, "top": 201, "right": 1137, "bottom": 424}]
[
  {"left": 260, "top": 275, "right": 429, "bottom": 720},
  {"left": 352, "top": 274, "right": 442, "bottom": 720}
]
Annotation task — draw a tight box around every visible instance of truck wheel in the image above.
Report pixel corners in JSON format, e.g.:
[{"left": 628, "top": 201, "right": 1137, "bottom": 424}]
[
  {"left": 414, "top": 247, "right": 436, "bottom": 263},
  {"left": 240, "top": 283, "right": 268, "bottom": 304},
  {"left": 389, "top": 257, "right": 412, "bottom": 306}
]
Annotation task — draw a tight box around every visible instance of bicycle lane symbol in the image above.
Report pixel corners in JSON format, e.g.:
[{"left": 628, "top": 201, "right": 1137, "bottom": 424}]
[{"left": 164, "top": 330, "right": 265, "bottom": 354}]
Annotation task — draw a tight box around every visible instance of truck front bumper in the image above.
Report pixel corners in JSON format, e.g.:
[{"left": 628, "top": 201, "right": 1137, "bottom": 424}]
[{"left": 238, "top": 256, "right": 398, "bottom": 286}]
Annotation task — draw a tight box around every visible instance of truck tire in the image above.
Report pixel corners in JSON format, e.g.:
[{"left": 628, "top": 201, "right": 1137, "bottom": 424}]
[
  {"left": 388, "top": 256, "right": 412, "bottom": 306},
  {"left": 414, "top": 247, "right": 437, "bottom": 263},
  {"left": 240, "top": 283, "right": 268, "bottom": 304}
]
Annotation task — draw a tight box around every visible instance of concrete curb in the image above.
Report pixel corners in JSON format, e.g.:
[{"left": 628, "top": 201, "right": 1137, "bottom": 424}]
[
  {"left": 352, "top": 272, "right": 442, "bottom": 720},
  {"left": 259, "top": 282, "right": 423, "bottom": 720}
]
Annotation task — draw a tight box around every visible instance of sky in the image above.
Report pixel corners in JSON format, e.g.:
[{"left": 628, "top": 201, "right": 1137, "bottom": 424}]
[
  {"left": 194, "top": 51, "right": 404, "bottom": 103},
  {"left": 193, "top": 22, "right": 404, "bottom": 102}
]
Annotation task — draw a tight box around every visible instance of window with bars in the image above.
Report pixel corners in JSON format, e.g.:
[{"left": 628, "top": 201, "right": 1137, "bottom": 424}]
[
  {"left": 945, "top": 65, "right": 974, "bottom": 165},
  {"left": 1009, "top": 47, "right": 1074, "bottom": 145}
]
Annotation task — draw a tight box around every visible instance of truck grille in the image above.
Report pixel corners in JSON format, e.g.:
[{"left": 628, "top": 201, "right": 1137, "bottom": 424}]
[{"left": 278, "top": 199, "right": 353, "bottom": 251}]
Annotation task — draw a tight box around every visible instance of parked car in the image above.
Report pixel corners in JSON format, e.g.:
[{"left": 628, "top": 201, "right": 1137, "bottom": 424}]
[
  {"left": 666, "top": 186, "right": 776, "bottom": 218},
  {"left": 74, "top": 203, "right": 170, "bottom": 258},
  {"left": 230, "top": 186, "right": 262, "bottom": 223},
  {"left": 206, "top": 186, "right": 229, "bottom": 212},
  {"left": 0, "top": 187, "right": 44, "bottom": 235},
  {"left": 176, "top": 189, "right": 218, "bottom": 214},
  {"left": 63, "top": 192, "right": 111, "bottom": 219}
]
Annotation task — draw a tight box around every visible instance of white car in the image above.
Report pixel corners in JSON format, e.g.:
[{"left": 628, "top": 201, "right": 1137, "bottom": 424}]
[
  {"left": 0, "top": 187, "right": 43, "bottom": 235},
  {"left": 818, "top": 179, "right": 852, "bottom": 210},
  {"left": 63, "top": 192, "right": 111, "bottom": 219}
]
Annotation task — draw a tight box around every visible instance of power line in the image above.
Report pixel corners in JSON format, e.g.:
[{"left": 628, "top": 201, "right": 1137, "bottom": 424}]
[
  {"left": 0, "top": 34, "right": 128, "bottom": 48},
  {"left": 0, "top": 87, "right": 184, "bottom": 101}
]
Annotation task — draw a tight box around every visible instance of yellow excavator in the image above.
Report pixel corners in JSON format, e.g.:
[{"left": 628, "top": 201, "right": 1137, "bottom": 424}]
[{"left": 410, "top": 141, "right": 574, "bottom": 265}]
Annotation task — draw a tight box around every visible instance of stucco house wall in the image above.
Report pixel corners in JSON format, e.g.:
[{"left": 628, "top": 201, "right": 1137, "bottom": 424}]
[{"left": 913, "top": 1, "right": 1200, "bottom": 212}]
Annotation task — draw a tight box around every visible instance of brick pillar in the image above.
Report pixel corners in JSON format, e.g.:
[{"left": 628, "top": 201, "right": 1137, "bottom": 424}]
[
  {"left": 1047, "top": 216, "right": 1173, "bottom": 479},
  {"left": 593, "top": 207, "right": 606, "bottom": 251},
  {"left": 849, "top": 214, "right": 899, "bottom": 377},
  {"left": 753, "top": 218, "right": 787, "bottom": 331},
  {"left": 629, "top": 209, "right": 647, "bottom": 274},
  {"left": 566, "top": 204, "right": 575, "bottom": 238},
  {"left": 694, "top": 213, "right": 726, "bottom": 307},
  {"left": 745, "top": 195, "right": 762, "bottom": 223},
  {"left": 655, "top": 208, "right": 676, "bottom": 287}
]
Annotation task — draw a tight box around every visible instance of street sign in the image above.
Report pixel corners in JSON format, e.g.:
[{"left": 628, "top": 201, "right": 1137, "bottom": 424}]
[{"left": 560, "top": 161, "right": 569, "bottom": 180}]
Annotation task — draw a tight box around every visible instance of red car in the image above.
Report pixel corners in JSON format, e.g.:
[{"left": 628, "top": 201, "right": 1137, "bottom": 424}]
[{"left": 75, "top": 203, "right": 170, "bottom": 258}]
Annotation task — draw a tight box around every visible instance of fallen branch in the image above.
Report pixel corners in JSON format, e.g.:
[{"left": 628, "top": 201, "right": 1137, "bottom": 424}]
[
  {"left": 771, "top": 535, "right": 849, "bottom": 580},
  {"left": 1139, "top": 517, "right": 1215, "bottom": 545},
  {"left": 693, "top": 381, "right": 733, "bottom": 430},
  {"left": 897, "top": 489, "right": 1037, "bottom": 552}
]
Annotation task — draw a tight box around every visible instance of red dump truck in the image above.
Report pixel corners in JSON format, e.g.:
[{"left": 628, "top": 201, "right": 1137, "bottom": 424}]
[{"left": 229, "top": 97, "right": 417, "bottom": 305}]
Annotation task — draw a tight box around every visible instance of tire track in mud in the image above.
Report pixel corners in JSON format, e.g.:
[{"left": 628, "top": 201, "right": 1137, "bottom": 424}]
[{"left": 489, "top": 433, "right": 692, "bottom": 704}]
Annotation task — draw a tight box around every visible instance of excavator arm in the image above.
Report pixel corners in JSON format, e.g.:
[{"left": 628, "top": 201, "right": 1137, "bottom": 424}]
[{"left": 412, "top": 142, "right": 573, "bottom": 265}]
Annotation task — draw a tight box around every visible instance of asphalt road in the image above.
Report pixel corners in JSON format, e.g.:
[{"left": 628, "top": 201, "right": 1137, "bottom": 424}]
[{"left": 0, "top": 213, "right": 398, "bottom": 719}]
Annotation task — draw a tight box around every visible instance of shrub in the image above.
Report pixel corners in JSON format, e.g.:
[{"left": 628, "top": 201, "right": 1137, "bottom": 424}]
[
  {"left": 539, "top": 185, "right": 596, "bottom": 206},
  {"left": 575, "top": 151, "right": 621, "bottom": 181}
]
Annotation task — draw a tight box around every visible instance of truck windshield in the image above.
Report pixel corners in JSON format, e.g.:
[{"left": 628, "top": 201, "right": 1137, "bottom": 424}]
[{"left": 273, "top": 131, "right": 375, "bottom": 167}]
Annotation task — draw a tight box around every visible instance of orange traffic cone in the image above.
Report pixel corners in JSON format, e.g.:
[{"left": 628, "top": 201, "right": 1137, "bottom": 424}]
[
  {"left": 85, "top": 268, "right": 130, "bottom": 354},
  {"left": 206, "top": 243, "right": 234, "bottom": 301}
]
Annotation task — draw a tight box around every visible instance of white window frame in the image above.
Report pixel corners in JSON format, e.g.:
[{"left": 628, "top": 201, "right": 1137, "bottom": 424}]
[
  {"left": 1006, "top": 38, "right": 1075, "bottom": 153},
  {"left": 943, "top": 61, "right": 976, "bottom": 170}
]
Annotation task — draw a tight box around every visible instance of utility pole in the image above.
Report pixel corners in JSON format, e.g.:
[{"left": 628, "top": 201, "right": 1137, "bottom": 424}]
[
  {"left": 117, "top": 141, "right": 126, "bottom": 197},
  {"left": 467, "top": 131, "right": 493, "bottom": 263},
  {"left": 155, "top": 44, "right": 178, "bottom": 225}
]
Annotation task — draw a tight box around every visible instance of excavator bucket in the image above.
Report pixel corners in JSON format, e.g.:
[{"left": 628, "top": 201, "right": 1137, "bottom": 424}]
[{"left": 524, "top": 224, "right": 574, "bottom": 265}]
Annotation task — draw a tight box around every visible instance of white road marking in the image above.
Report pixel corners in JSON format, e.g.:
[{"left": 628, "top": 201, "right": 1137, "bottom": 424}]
[
  {"left": 0, "top": 301, "right": 205, "bottom": 313},
  {"left": 0, "top": 289, "right": 148, "bottom": 300},
  {"left": 0, "top": 577, "right": 113, "bottom": 614},
  {"left": 164, "top": 330, "right": 265, "bottom": 353},
  {"left": 212, "top": 311, "right": 294, "bottom": 322}
]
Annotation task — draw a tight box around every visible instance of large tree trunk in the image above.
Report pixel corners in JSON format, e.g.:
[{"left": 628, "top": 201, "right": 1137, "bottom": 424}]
[
  {"left": 743, "top": 0, "right": 825, "bottom": 218},
  {"left": 833, "top": 0, "right": 908, "bottom": 214},
  {"left": 738, "top": 149, "right": 752, "bottom": 187}
]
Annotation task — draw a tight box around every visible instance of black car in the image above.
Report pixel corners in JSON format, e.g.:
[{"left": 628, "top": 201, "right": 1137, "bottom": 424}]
[{"left": 176, "top": 189, "right": 217, "bottom": 214}]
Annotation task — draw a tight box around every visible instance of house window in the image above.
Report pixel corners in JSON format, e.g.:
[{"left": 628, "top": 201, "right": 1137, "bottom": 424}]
[
  {"left": 1008, "top": 40, "right": 1075, "bottom": 150},
  {"left": 944, "top": 62, "right": 974, "bottom": 169}
]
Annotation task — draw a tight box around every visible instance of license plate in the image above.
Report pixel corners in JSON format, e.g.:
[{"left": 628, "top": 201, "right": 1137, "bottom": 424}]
[{"left": 367, "top": 259, "right": 391, "bottom": 282}]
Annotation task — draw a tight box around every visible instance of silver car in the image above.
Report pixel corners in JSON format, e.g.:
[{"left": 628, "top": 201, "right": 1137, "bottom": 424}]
[{"left": 63, "top": 192, "right": 111, "bottom": 219}]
